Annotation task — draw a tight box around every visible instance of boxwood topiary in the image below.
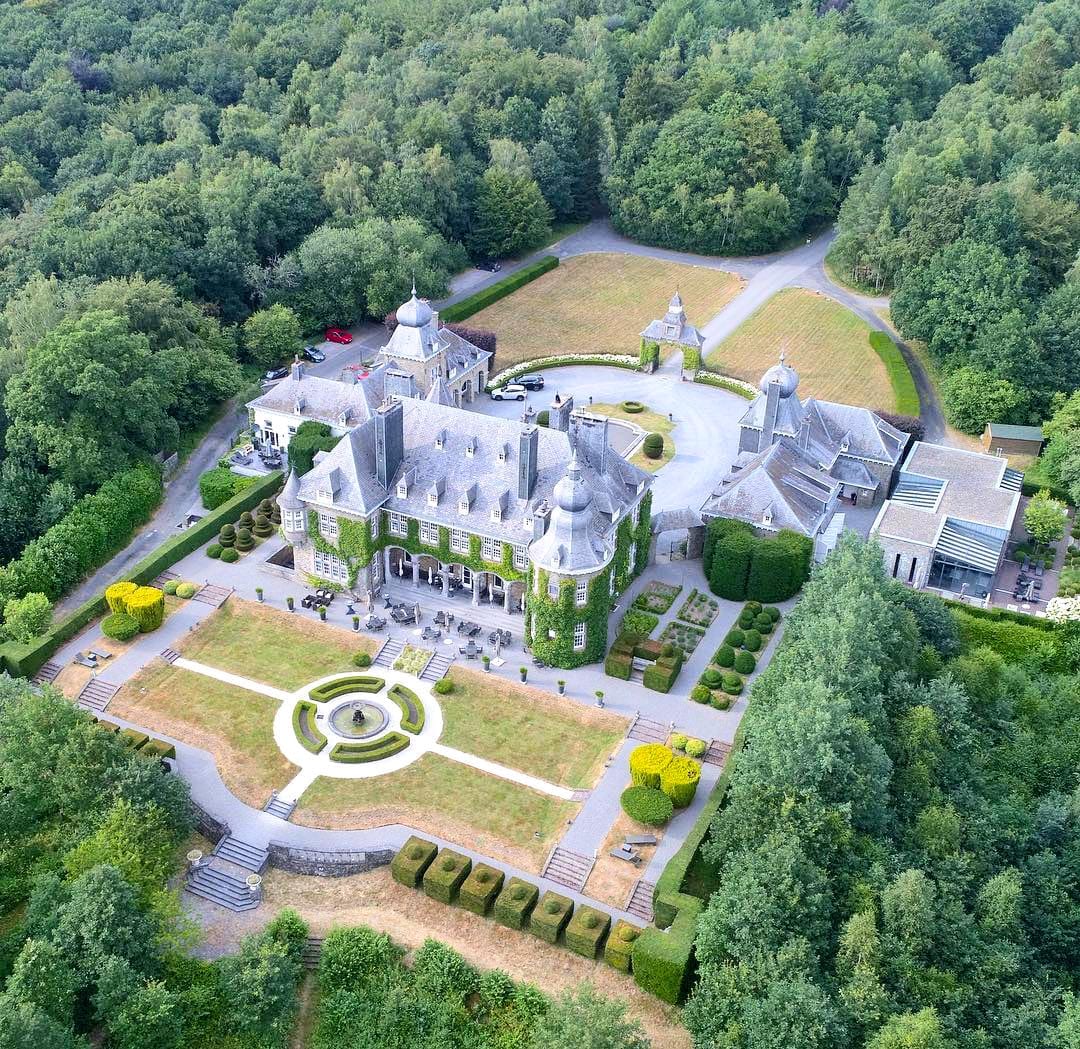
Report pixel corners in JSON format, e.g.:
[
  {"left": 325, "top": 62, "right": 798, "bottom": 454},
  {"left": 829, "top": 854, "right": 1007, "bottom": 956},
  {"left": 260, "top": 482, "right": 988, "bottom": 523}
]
[
  {"left": 494, "top": 878, "right": 539, "bottom": 930},
  {"left": 565, "top": 905, "right": 611, "bottom": 959},
  {"left": 738, "top": 610, "right": 755, "bottom": 628},
  {"left": 712, "top": 693, "right": 732, "bottom": 710},
  {"left": 529, "top": 891, "right": 574, "bottom": 944},
  {"left": 423, "top": 849, "right": 472, "bottom": 904},
  {"left": 742, "top": 629, "right": 762, "bottom": 652},
  {"left": 104, "top": 580, "right": 138, "bottom": 614},
  {"left": 433, "top": 678, "right": 453, "bottom": 695},
  {"left": 101, "top": 612, "right": 139, "bottom": 641},
  {"left": 660, "top": 756, "right": 701, "bottom": 808},
  {"left": 207, "top": 543, "right": 222, "bottom": 559},
  {"left": 754, "top": 613, "right": 774, "bottom": 632},
  {"left": 744, "top": 600, "right": 762, "bottom": 614},
  {"left": 642, "top": 432, "right": 664, "bottom": 459},
  {"left": 353, "top": 652, "right": 372, "bottom": 668},
  {"left": 764, "top": 606, "right": 781, "bottom": 622},
  {"left": 391, "top": 836, "right": 438, "bottom": 888},
  {"left": 220, "top": 548, "right": 239, "bottom": 563},
  {"left": 721, "top": 673, "right": 743, "bottom": 695},
  {"left": 126, "top": 586, "right": 164, "bottom": 632},
  {"left": 685, "top": 737, "right": 706, "bottom": 758},
  {"left": 458, "top": 863, "right": 504, "bottom": 916},
  {"left": 253, "top": 513, "right": 274, "bottom": 537},
  {"left": 162, "top": 580, "right": 179, "bottom": 596},
  {"left": 734, "top": 651, "right": 756, "bottom": 675},
  {"left": 235, "top": 527, "right": 254, "bottom": 552},
  {"left": 629, "top": 743, "right": 674, "bottom": 788},
  {"left": 605, "top": 920, "right": 641, "bottom": 972},
  {"left": 700, "top": 667, "right": 722, "bottom": 688},
  {"left": 621, "top": 785, "right": 674, "bottom": 826},
  {"left": 239, "top": 511, "right": 254, "bottom": 528},
  {"left": 670, "top": 733, "right": 688, "bottom": 751},
  {"left": 621, "top": 400, "right": 645, "bottom": 413},
  {"left": 714, "top": 644, "right": 735, "bottom": 667},
  {"left": 176, "top": 582, "right": 197, "bottom": 599},
  {"left": 690, "top": 684, "right": 711, "bottom": 703},
  {"left": 218, "top": 523, "right": 236, "bottom": 547},
  {"left": 724, "top": 629, "right": 744, "bottom": 648}
]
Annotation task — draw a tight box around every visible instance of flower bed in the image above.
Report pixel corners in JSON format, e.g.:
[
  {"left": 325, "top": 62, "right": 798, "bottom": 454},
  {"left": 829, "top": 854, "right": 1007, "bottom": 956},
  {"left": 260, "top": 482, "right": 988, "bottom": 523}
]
[
  {"left": 692, "top": 602, "right": 780, "bottom": 706},
  {"left": 676, "top": 588, "right": 719, "bottom": 628},
  {"left": 659, "top": 620, "right": 706, "bottom": 655},
  {"left": 633, "top": 581, "right": 682, "bottom": 615},
  {"left": 620, "top": 608, "right": 659, "bottom": 637},
  {"left": 489, "top": 353, "right": 639, "bottom": 388},
  {"left": 393, "top": 644, "right": 429, "bottom": 676}
]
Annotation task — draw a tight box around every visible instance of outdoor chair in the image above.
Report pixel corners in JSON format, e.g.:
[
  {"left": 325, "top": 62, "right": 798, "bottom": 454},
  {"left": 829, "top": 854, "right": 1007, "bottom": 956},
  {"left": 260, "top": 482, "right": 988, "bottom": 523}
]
[
  {"left": 89, "top": 648, "right": 112, "bottom": 660},
  {"left": 74, "top": 653, "right": 98, "bottom": 668},
  {"left": 609, "top": 845, "right": 640, "bottom": 865},
  {"left": 624, "top": 834, "right": 657, "bottom": 847},
  {"left": 301, "top": 595, "right": 315, "bottom": 609}
]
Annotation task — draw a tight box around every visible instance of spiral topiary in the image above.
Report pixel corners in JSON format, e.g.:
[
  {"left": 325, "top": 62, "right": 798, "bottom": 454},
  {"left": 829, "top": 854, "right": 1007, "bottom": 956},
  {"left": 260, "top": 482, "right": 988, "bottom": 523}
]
[
  {"left": 620, "top": 785, "right": 673, "bottom": 826},
  {"left": 218, "top": 523, "right": 236, "bottom": 547},
  {"left": 629, "top": 743, "right": 674, "bottom": 788},
  {"left": 234, "top": 526, "right": 254, "bottom": 552},
  {"left": 253, "top": 513, "right": 274, "bottom": 537},
  {"left": 239, "top": 511, "right": 254, "bottom": 528}
]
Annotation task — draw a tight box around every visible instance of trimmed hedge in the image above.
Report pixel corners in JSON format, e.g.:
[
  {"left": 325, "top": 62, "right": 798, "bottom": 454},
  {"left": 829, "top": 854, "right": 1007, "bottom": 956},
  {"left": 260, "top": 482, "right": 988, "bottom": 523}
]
[
  {"left": 329, "top": 732, "right": 409, "bottom": 763},
  {"left": 388, "top": 683, "right": 424, "bottom": 734},
  {"left": 642, "top": 646, "right": 682, "bottom": 693},
  {"left": 704, "top": 517, "right": 812, "bottom": 602},
  {"left": 292, "top": 700, "right": 328, "bottom": 754},
  {"left": 565, "top": 906, "right": 611, "bottom": 959},
  {"left": 660, "top": 757, "right": 701, "bottom": 808},
  {"left": 126, "top": 586, "right": 165, "bottom": 632},
  {"left": 621, "top": 609, "right": 659, "bottom": 637},
  {"left": 621, "top": 785, "right": 674, "bottom": 826},
  {"left": 120, "top": 728, "right": 149, "bottom": 750},
  {"left": 101, "top": 612, "right": 139, "bottom": 641},
  {"left": 458, "top": 864, "right": 504, "bottom": 916},
  {"left": 633, "top": 901, "right": 701, "bottom": 1004},
  {"left": 494, "top": 878, "right": 539, "bottom": 930},
  {"left": 139, "top": 738, "right": 176, "bottom": 761},
  {"left": 529, "top": 891, "right": 574, "bottom": 944},
  {"left": 605, "top": 920, "right": 642, "bottom": 972},
  {"left": 868, "top": 330, "right": 920, "bottom": 416},
  {"left": 441, "top": 255, "right": 558, "bottom": 324},
  {"left": 423, "top": 849, "right": 472, "bottom": 904},
  {"left": 105, "top": 581, "right": 138, "bottom": 614},
  {"left": 709, "top": 520, "right": 754, "bottom": 599},
  {"left": 629, "top": 743, "right": 673, "bottom": 788},
  {"left": 391, "top": 836, "right": 438, "bottom": 888},
  {"left": 200, "top": 467, "right": 257, "bottom": 510},
  {"left": 309, "top": 675, "right": 385, "bottom": 702}
]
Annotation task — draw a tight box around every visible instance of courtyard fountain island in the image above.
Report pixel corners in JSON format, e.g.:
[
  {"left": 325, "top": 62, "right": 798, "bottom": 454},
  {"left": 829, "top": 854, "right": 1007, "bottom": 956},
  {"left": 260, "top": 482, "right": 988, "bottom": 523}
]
[{"left": 328, "top": 700, "right": 389, "bottom": 740}]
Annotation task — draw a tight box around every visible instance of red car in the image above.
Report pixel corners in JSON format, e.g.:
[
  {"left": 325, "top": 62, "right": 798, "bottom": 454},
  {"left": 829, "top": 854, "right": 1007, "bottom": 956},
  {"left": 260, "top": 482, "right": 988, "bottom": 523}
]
[{"left": 325, "top": 328, "right": 353, "bottom": 344}]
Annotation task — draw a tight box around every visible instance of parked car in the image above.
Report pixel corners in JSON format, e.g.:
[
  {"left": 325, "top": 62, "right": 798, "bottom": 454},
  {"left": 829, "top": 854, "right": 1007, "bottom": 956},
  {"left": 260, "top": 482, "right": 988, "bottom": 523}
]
[
  {"left": 264, "top": 366, "right": 288, "bottom": 381},
  {"left": 518, "top": 373, "right": 545, "bottom": 390},
  {"left": 325, "top": 328, "right": 353, "bottom": 344},
  {"left": 302, "top": 345, "right": 326, "bottom": 362},
  {"left": 476, "top": 259, "right": 501, "bottom": 272},
  {"left": 490, "top": 384, "right": 527, "bottom": 402}
]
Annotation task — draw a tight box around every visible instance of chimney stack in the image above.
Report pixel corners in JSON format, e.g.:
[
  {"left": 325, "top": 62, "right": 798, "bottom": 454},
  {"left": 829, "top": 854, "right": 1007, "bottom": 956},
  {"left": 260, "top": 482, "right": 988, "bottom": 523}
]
[
  {"left": 549, "top": 392, "right": 574, "bottom": 432},
  {"left": 375, "top": 400, "right": 404, "bottom": 489},
  {"left": 291, "top": 356, "right": 304, "bottom": 382},
  {"left": 518, "top": 426, "right": 538, "bottom": 501}
]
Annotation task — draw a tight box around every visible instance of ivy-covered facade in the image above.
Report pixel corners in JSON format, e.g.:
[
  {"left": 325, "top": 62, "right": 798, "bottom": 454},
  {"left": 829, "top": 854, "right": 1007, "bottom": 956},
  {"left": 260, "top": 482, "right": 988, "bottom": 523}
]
[{"left": 276, "top": 393, "right": 653, "bottom": 669}]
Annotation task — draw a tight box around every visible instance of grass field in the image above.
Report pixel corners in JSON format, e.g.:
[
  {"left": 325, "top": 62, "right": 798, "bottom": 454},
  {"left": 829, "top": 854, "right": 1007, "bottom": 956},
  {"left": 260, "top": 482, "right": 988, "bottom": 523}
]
[
  {"left": 439, "top": 668, "right": 625, "bottom": 788},
  {"left": 707, "top": 288, "right": 896, "bottom": 410},
  {"left": 295, "top": 753, "right": 575, "bottom": 869},
  {"left": 468, "top": 253, "right": 743, "bottom": 371},
  {"left": 111, "top": 662, "right": 298, "bottom": 806},
  {"left": 178, "top": 599, "right": 376, "bottom": 692},
  {"left": 589, "top": 402, "right": 675, "bottom": 473}
]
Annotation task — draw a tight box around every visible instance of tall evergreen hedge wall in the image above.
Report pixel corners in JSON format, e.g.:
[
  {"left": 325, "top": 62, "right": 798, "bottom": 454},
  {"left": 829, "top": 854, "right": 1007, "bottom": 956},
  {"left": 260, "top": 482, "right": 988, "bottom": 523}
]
[{"left": 703, "top": 518, "right": 811, "bottom": 603}]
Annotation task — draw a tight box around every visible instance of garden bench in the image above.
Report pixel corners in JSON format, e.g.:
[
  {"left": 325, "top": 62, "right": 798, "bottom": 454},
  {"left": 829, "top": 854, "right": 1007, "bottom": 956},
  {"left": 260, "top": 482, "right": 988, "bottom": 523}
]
[
  {"left": 89, "top": 648, "right": 112, "bottom": 661},
  {"left": 74, "top": 652, "right": 98, "bottom": 668},
  {"left": 624, "top": 834, "right": 657, "bottom": 847},
  {"left": 609, "top": 845, "right": 640, "bottom": 865}
]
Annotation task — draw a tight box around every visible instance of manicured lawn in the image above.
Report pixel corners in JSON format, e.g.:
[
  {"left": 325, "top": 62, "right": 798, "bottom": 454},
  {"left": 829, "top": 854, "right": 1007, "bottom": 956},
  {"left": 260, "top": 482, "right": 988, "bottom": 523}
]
[
  {"left": 110, "top": 662, "right": 298, "bottom": 807},
  {"left": 468, "top": 253, "right": 742, "bottom": 371},
  {"left": 295, "top": 752, "right": 576, "bottom": 869},
  {"left": 706, "top": 288, "right": 895, "bottom": 410},
  {"left": 178, "top": 599, "right": 376, "bottom": 691},
  {"left": 589, "top": 402, "right": 675, "bottom": 473},
  {"left": 439, "top": 668, "right": 626, "bottom": 788}
]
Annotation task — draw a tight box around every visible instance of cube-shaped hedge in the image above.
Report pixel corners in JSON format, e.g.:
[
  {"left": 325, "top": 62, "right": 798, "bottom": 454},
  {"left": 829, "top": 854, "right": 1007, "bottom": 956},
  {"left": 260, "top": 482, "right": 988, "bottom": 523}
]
[
  {"left": 95, "top": 719, "right": 120, "bottom": 733},
  {"left": 119, "top": 728, "right": 149, "bottom": 749},
  {"left": 529, "top": 891, "right": 574, "bottom": 944},
  {"left": 494, "top": 878, "right": 539, "bottom": 930},
  {"left": 391, "top": 836, "right": 438, "bottom": 888},
  {"left": 458, "top": 863, "right": 504, "bottom": 916},
  {"left": 139, "top": 739, "right": 176, "bottom": 760},
  {"left": 564, "top": 905, "right": 611, "bottom": 959},
  {"left": 423, "top": 849, "right": 472, "bottom": 904},
  {"left": 604, "top": 650, "right": 632, "bottom": 679},
  {"left": 604, "top": 919, "right": 643, "bottom": 972}
]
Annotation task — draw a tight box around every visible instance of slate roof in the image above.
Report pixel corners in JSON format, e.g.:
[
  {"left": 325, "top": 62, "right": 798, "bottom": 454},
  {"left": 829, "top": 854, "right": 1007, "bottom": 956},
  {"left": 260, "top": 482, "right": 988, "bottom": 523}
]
[
  {"left": 640, "top": 291, "right": 704, "bottom": 349},
  {"left": 377, "top": 294, "right": 491, "bottom": 380},
  {"left": 249, "top": 364, "right": 386, "bottom": 428},
  {"left": 701, "top": 439, "right": 839, "bottom": 537}
]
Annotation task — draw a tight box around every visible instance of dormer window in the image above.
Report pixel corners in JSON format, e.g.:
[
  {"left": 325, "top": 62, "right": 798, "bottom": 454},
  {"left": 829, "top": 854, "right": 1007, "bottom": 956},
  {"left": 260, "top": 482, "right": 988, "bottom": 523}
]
[
  {"left": 497, "top": 442, "right": 509, "bottom": 463},
  {"left": 294, "top": 398, "right": 305, "bottom": 415},
  {"left": 459, "top": 483, "right": 476, "bottom": 515},
  {"left": 428, "top": 491, "right": 438, "bottom": 507},
  {"left": 427, "top": 478, "right": 444, "bottom": 507},
  {"left": 317, "top": 486, "right": 333, "bottom": 504},
  {"left": 458, "top": 497, "right": 470, "bottom": 515},
  {"left": 435, "top": 429, "right": 447, "bottom": 449},
  {"left": 397, "top": 480, "right": 408, "bottom": 497},
  {"left": 465, "top": 436, "right": 477, "bottom": 457}
]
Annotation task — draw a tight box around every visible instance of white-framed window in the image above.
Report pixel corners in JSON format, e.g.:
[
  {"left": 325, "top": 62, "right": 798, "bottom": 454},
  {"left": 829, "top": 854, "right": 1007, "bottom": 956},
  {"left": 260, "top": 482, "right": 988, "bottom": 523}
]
[
  {"left": 458, "top": 497, "right": 470, "bottom": 515},
  {"left": 575, "top": 579, "right": 587, "bottom": 604},
  {"left": 396, "top": 479, "right": 408, "bottom": 497},
  {"left": 573, "top": 621, "right": 587, "bottom": 650},
  {"left": 451, "top": 528, "right": 469, "bottom": 553},
  {"left": 370, "top": 514, "right": 380, "bottom": 539},
  {"left": 420, "top": 521, "right": 439, "bottom": 545},
  {"left": 318, "top": 512, "right": 338, "bottom": 538},
  {"left": 548, "top": 578, "right": 559, "bottom": 599},
  {"left": 513, "top": 545, "right": 528, "bottom": 570},
  {"left": 288, "top": 425, "right": 297, "bottom": 436},
  {"left": 628, "top": 542, "right": 636, "bottom": 569},
  {"left": 482, "top": 537, "right": 500, "bottom": 561},
  {"left": 313, "top": 548, "right": 348, "bottom": 583},
  {"left": 428, "top": 491, "right": 439, "bottom": 507},
  {"left": 285, "top": 509, "right": 305, "bottom": 533},
  {"left": 490, "top": 506, "right": 502, "bottom": 522},
  {"left": 388, "top": 512, "right": 407, "bottom": 536}
]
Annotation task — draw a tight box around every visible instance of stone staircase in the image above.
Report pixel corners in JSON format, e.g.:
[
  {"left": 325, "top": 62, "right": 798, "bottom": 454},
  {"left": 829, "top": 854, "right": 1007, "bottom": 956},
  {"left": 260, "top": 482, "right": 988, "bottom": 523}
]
[
  {"left": 76, "top": 678, "right": 120, "bottom": 713},
  {"left": 625, "top": 878, "right": 656, "bottom": 923},
  {"left": 263, "top": 795, "right": 296, "bottom": 821},
  {"left": 153, "top": 570, "right": 180, "bottom": 588},
  {"left": 213, "top": 834, "right": 269, "bottom": 872},
  {"left": 185, "top": 862, "right": 262, "bottom": 912},
  {"left": 192, "top": 583, "right": 233, "bottom": 608},
  {"left": 541, "top": 847, "right": 594, "bottom": 893},
  {"left": 374, "top": 637, "right": 405, "bottom": 668},
  {"left": 160, "top": 648, "right": 181, "bottom": 665},
  {"left": 627, "top": 714, "right": 669, "bottom": 744},
  {"left": 704, "top": 740, "right": 732, "bottom": 767},
  {"left": 32, "top": 660, "right": 63, "bottom": 686},
  {"left": 420, "top": 651, "right": 453, "bottom": 682},
  {"left": 303, "top": 936, "right": 324, "bottom": 970}
]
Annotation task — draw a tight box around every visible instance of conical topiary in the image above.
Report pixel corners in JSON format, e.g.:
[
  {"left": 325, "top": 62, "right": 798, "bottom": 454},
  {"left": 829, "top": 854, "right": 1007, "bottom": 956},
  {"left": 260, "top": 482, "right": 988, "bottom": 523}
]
[
  {"left": 253, "top": 513, "right": 273, "bottom": 537},
  {"left": 235, "top": 526, "right": 254, "bottom": 551}
]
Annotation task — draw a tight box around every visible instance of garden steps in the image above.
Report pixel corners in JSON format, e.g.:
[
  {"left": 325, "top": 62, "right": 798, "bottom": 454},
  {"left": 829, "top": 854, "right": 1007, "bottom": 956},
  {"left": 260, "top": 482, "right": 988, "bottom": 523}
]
[
  {"left": 374, "top": 637, "right": 405, "bottom": 668},
  {"left": 160, "top": 648, "right": 181, "bottom": 665},
  {"left": 303, "top": 937, "right": 324, "bottom": 969},
  {"left": 192, "top": 583, "right": 233, "bottom": 608},
  {"left": 153, "top": 569, "right": 181, "bottom": 588},
  {"left": 76, "top": 678, "right": 121, "bottom": 713},
  {"left": 263, "top": 795, "right": 296, "bottom": 821},
  {"left": 420, "top": 652, "right": 453, "bottom": 682},
  {"left": 185, "top": 863, "right": 261, "bottom": 912},
  {"left": 213, "top": 834, "right": 269, "bottom": 873},
  {"left": 704, "top": 740, "right": 732, "bottom": 767},
  {"left": 31, "top": 660, "right": 63, "bottom": 686},
  {"left": 541, "top": 847, "right": 594, "bottom": 893},
  {"left": 625, "top": 878, "right": 656, "bottom": 923},
  {"left": 627, "top": 714, "right": 669, "bottom": 744}
]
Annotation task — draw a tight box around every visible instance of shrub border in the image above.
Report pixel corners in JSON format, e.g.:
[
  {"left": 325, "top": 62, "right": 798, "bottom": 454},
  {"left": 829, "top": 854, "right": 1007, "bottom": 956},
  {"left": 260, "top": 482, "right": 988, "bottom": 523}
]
[
  {"left": 868, "top": 330, "right": 920, "bottom": 416},
  {"left": 329, "top": 732, "right": 409, "bottom": 763},
  {"left": 292, "top": 700, "right": 328, "bottom": 754},
  {"left": 309, "top": 675, "right": 386, "bottom": 703},
  {"left": 440, "top": 255, "right": 559, "bottom": 324}
]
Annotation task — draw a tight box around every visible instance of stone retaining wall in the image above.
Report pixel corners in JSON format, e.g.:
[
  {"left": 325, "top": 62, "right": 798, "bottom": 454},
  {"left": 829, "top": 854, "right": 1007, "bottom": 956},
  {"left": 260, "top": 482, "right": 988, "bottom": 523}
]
[{"left": 268, "top": 842, "right": 395, "bottom": 877}]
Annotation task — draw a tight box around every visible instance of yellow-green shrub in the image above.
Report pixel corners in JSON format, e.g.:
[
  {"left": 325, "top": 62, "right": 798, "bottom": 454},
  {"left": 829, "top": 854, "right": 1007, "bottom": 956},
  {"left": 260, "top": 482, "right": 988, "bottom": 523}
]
[
  {"left": 105, "top": 581, "right": 138, "bottom": 614},
  {"left": 126, "top": 586, "right": 165, "bottom": 632},
  {"left": 629, "top": 743, "right": 673, "bottom": 788},
  {"left": 660, "top": 756, "right": 701, "bottom": 808}
]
